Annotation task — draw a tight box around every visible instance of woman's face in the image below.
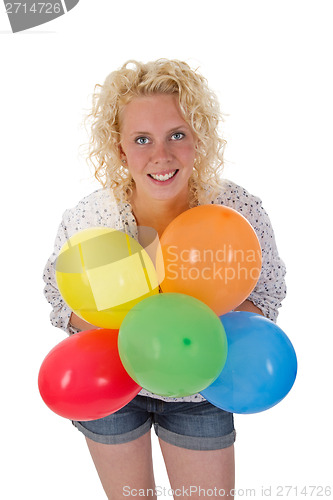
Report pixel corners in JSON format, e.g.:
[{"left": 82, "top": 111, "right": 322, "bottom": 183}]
[{"left": 119, "top": 94, "right": 197, "bottom": 204}]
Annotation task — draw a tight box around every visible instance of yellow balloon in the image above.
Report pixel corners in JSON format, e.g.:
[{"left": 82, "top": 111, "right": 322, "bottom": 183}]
[{"left": 55, "top": 227, "right": 160, "bottom": 329}]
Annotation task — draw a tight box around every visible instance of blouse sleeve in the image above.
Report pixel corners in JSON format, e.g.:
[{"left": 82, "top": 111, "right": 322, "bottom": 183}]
[
  {"left": 42, "top": 209, "right": 80, "bottom": 335},
  {"left": 216, "top": 182, "right": 287, "bottom": 323},
  {"left": 245, "top": 198, "right": 287, "bottom": 322}
]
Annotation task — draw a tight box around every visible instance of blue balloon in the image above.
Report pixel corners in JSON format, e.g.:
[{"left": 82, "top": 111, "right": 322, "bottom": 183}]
[{"left": 201, "top": 312, "right": 297, "bottom": 414}]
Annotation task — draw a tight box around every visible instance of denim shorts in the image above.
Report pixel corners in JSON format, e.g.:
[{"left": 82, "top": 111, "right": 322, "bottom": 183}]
[{"left": 72, "top": 395, "right": 235, "bottom": 451}]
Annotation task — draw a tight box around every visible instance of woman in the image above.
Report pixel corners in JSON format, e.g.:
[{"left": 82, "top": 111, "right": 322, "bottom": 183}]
[{"left": 43, "top": 59, "right": 286, "bottom": 499}]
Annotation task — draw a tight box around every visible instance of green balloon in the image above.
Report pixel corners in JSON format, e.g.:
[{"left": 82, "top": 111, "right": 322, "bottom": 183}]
[{"left": 118, "top": 293, "right": 228, "bottom": 397}]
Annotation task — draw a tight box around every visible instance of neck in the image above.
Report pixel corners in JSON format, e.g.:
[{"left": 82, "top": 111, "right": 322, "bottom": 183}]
[{"left": 130, "top": 192, "right": 190, "bottom": 237}]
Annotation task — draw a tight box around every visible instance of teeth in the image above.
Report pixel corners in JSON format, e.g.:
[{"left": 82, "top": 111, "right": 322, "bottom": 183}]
[{"left": 150, "top": 170, "right": 177, "bottom": 181}]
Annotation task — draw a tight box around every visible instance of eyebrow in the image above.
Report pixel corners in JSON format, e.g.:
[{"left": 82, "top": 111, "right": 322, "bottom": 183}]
[{"left": 129, "top": 124, "right": 190, "bottom": 137}]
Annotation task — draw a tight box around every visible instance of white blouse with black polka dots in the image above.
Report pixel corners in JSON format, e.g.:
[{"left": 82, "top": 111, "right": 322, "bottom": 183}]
[{"left": 43, "top": 179, "right": 286, "bottom": 403}]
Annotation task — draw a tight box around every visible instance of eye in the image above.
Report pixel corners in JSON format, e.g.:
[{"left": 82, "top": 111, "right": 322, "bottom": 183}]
[
  {"left": 171, "top": 132, "right": 185, "bottom": 141},
  {"left": 135, "top": 136, "right": 150, "bottom": 145}
]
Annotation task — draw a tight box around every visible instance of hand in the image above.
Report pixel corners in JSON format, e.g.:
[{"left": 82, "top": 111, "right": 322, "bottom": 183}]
[
  {"left": 234, "top": 300, "right": 264, "bottom": 316},
  {"left": 70, "top": 312, "right": 97, "bottom": 331}
]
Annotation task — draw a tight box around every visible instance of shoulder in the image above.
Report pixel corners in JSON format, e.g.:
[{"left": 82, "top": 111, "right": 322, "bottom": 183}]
[
  {"left": 211, "top": 179, "right": 273, "bottom": 238},
  {"left": 60, "top": 188, "right": 125, "bottom": 236},
  {"left": 212, "top": 179, "right": 265, "bottom": 221},
  {"left": 63, "top": 188, "right": 119, "bottom": 217},
  {"left": 212, "top": 179, "right": 263, "bottom": 210},
  {"left": 66, "top": 188, "right": 117, "bottom": 212}
]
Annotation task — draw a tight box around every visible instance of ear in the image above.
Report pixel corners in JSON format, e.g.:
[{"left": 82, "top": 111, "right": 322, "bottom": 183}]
[{"left": 118, "top": 143, "right": 128, "bottom": 166}]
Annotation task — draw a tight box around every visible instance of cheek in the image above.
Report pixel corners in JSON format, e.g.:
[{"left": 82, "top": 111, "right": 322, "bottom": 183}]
[
  {"left": 126, "top": 150, "right": 148, "bottom": 177},
  {"left": 124, "top": 145, "right": 144, "bottom": 163},
  {"left": 180, "top": 144, "right": 196, "bottom": 166}
]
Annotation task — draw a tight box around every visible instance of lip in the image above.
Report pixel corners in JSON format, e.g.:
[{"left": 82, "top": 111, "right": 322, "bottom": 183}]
[{"left": 147, "top": 169, "right": 179, "bottom": 184}]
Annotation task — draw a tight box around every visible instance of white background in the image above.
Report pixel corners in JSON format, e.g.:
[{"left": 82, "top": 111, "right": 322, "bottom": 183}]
[{"left": 1, "top": 1, "right": 332, "bottom": 498}]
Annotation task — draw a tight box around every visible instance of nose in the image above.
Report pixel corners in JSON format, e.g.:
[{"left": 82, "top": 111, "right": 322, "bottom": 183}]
[{"left": 151, "top": 140, "right": 173, "bottom": 164}]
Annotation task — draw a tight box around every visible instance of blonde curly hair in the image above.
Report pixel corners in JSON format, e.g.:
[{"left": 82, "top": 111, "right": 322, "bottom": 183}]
[{"left": 86, "top": 59, "right": 226, "bottom": 206}]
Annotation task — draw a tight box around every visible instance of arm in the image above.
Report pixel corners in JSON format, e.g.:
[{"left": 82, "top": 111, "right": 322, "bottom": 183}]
[
  {"left": 233, "top": 189, "right": 286, "bottom": 322},
  {"left": 43, "top": 190, "right": 125, "bottom": 335},
  {"left": 43, "top": 207, "right": 95, "bottom": 335},
  {"left": 216, "top": 182, "right": 286, "bottom": 322},
  {"left": 43, "top": 212, "right": 78, "bottom": 335},
  {"left": 44, "top": 230, "right": 98, "bottom": 334},
  {"left": 246, "top": 202, "right": 287, "bottom": 322}
]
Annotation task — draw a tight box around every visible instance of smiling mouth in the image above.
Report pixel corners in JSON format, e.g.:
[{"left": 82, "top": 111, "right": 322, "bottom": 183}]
[{"left": 148, "top": 169, "right": 179, "bottom": 182}]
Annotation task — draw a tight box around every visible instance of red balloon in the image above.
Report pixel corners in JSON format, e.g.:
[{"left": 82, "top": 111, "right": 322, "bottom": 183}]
[{"left": 38, "top": 329, "right": 141, "bottom": 421}]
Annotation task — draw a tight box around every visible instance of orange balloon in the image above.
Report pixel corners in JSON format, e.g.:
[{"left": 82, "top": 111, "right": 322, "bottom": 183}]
[{"left": 159, "top": 205, "right": 262, "bottom": 316}]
